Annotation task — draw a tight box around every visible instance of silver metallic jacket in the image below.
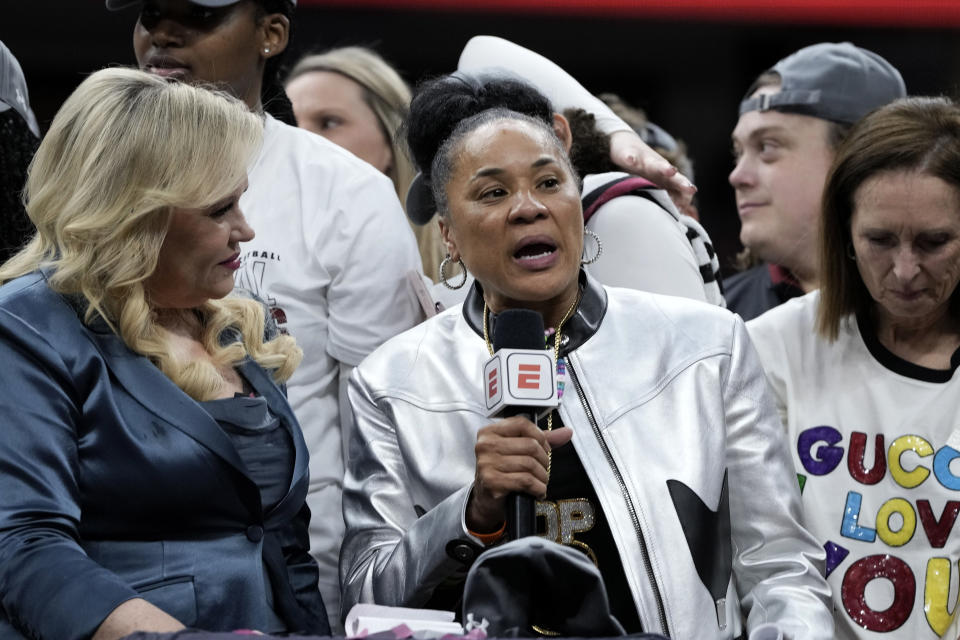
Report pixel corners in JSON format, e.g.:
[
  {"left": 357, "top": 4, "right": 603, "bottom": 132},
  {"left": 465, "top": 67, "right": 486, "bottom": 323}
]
[{"left": 342, "top": 273, "right": 833, "bottom": 639}]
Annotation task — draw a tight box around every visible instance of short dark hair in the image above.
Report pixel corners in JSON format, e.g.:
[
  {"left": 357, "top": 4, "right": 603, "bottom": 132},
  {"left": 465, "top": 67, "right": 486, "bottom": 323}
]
[
  {"left": 406, "top": 74, "right": 554, "bottom": 186},
  {"left": 563, "top": 108, "right": 618, "bottom": 176},
  {"left": 818, "top": 96, "right": 960, "bottom": 339}
]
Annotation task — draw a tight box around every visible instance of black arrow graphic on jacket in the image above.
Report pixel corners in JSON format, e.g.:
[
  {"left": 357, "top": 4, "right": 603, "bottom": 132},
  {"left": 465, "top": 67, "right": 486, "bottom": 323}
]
[{"left": 666, "top": 470, "right": 732, "bottom": 630}]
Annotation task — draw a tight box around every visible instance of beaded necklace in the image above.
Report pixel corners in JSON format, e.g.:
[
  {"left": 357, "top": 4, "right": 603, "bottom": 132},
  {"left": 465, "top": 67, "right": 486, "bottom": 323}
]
[{"left": 482, "top": 292, "right": 580, "bottom": 481}]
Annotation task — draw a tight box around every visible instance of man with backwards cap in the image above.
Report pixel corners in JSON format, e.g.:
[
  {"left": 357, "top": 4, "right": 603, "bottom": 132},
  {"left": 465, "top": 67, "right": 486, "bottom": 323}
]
[{"left": 726, "top": 42, "right": 906, "bottom": 321}]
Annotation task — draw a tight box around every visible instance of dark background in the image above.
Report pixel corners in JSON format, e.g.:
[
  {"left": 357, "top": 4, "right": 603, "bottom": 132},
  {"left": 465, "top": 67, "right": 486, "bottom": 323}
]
[{"left": 4, "top": 2, "right": 958, "bottom": 273}]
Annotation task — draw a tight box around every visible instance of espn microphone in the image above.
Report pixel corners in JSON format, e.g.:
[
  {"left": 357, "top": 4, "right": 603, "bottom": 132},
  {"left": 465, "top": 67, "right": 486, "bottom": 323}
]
[{"left": 485, "top": 309, "right": 559, "bottom": 540}]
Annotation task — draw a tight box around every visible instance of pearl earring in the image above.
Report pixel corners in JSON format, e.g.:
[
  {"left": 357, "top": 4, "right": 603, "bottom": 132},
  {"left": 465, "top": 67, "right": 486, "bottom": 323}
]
[{"left": 263, "top": 47, "right": 270, "bottom": 55}]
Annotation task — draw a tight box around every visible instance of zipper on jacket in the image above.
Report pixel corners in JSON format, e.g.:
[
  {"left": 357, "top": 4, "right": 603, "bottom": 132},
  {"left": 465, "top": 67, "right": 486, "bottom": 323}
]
[{"left": 567, "top": 361, "right": 671, "bottom": 637}]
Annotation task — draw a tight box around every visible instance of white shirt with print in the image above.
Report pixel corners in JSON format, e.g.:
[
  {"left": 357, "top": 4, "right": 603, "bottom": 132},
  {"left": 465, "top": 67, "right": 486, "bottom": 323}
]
[{"left": 748, "top": 291, "right": 960, "bottom": 640}]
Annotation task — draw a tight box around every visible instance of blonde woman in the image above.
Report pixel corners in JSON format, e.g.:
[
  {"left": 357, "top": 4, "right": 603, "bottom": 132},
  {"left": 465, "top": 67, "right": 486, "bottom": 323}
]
[
  {"left": 0, "top": 68, "right": 328, "bottom": 639},
  {"left": 109, "top": 4, "right": 426, "bottom": 629},
  {"left": 285, "top": 46, "right": 444, "bottom": 280}
]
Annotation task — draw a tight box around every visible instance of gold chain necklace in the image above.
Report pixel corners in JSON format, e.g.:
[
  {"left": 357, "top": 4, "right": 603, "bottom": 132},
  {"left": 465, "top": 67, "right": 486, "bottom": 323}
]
[
  {"left": 483, "top": 292, "right": 580, "bottom": 481},
  {"left": 482, "top": 296, "right": 579, "bottom": 639}
]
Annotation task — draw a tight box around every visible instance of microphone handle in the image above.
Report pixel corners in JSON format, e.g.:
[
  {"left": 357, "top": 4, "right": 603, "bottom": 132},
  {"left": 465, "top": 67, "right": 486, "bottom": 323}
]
[
  {"left": 505, "top": 408, "right": 539, "bottom": 540},
  {"left": 506, "top": 492, "right": 536, "bottom": 539}
]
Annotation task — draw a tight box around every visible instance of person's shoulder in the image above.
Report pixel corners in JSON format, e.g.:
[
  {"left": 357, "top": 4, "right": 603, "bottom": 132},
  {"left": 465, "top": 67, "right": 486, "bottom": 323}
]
[
  {"left": 582, "top": 171, "right": 676, "bottom": 213},
  {"left": 0, "top": 271, "right": 93, "bottom": 355},
  {"left": 0, "top": 271, "right": 68, "bottom": 317},
  {"left": 355, "top": 307, "right": 462, "bottom": 385},
  {"left": 604, "top": 285, "right": 737, "bottom": 349},
  {"left": 745, "top": 290, "right": 821, "bottom": 363},
  {"left": 747, "top": 289, "right": 820, "bottom": 333}
]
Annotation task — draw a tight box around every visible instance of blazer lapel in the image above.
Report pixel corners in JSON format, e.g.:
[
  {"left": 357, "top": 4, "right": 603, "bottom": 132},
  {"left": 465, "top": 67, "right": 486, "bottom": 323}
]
[
  {"left": 84, "top": 327, "right": 251, "bottom": 481},
  {"left": 239, "top": 357, "right": 309, "bottom": 517}
]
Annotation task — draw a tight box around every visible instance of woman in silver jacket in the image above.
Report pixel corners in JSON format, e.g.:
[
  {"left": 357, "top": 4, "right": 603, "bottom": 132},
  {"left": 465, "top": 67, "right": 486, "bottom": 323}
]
[{"left": 341, "top": 87, "right": 833, "bottom": 639}]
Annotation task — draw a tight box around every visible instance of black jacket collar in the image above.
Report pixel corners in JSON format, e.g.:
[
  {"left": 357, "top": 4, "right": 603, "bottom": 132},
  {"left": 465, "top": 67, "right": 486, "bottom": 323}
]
[{"left": 463, "top": 269, "right": 607, "bottom": 356}]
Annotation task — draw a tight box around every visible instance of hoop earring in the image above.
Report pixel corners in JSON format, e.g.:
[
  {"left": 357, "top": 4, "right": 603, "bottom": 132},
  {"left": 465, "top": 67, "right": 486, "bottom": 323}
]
[
  {"left": 439, "top": 255, "right": 468, "bottom": 289},
  {"left": 581, "top": 228, "right": 603, "bottom": 265}
]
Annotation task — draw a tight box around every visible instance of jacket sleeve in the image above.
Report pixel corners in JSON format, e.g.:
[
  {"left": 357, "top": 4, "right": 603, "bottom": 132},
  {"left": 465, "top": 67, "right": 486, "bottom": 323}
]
[
  {"left": 458, "top": 35, "right": 631, "bottom": 137},
  {"left": 279, "top": 502, "right": 331, "bottom": 634},
  {"left": 340, "top": 365, "right": 478, "bottom": 619},
  {"left": 0, "top": 309, "right": 138, "bottom": 640},
  {"left": 721, "top": 316, "right": 834, "bottom": 640}
]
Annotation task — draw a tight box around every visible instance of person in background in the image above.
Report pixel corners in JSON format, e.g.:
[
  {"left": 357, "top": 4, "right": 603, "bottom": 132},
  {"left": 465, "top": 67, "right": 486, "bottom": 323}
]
[
  {"left": 285, "top": 46, "right": 444, "bottom": 281},
  {"left": 0, "top": 41, "right": 40, "bottom": 262},
  {"left": 340, "top": 92, "right": 835, "bottom": 637},
  {"left": 727, "top": 42, "right": 905, "bottom": 320},
  {"left": 107, "top": 0, "right": 425, "bottom": 629},
  {"left": 747, "top": 96, "right": 960, "bottom": 640},
  {"left": 0, "top": 67, "right": 328, "bottom": 640}
]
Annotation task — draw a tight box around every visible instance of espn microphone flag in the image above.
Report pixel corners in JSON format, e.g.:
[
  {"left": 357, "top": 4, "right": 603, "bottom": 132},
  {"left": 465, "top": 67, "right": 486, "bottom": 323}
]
[
  {"left": 484, "top": 349, "right": 558, "bottom": 417},
  {"left": 487, "top": 308, "right": 558, "bottom": 540}
]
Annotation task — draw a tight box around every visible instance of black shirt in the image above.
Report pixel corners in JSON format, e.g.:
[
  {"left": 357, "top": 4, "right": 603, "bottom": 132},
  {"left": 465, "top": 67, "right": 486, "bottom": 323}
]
[
  {"left": 724, "top": 263, "right": 804, "bottom": 321},
  {"left": 538, "top": 416, "right": 643, "bottom": 633}
]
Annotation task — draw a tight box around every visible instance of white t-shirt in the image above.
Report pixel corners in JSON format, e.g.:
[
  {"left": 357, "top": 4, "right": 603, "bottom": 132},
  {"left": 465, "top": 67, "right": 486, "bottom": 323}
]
[
  {"left": 747, "top": 291, "right": 960, "bottom": 640},
  {"left": 236, "top": 114, "right": 424, "bottom": 628}
]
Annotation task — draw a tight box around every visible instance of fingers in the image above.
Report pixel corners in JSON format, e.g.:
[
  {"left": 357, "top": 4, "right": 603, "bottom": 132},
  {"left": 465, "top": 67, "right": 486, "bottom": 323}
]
[
  {"left": 609, "top": 131, "right": 698, "bottom": 207},
  {"left": 485, "top": 415, "right": 551, "bottom": 442},
  {"left": 545, "top": 426, "right": 573, "bottom": 448},
  {"left": 477, "top": 468, "right": 549, "bottom": 500},
  {"left": 469, "top": 416, "right": 557, "bottom": 530},
  {"left": 663, "top": 172, "right": 698, "bottom": 207},
  {"left": 640, "top": 154, "right": 697, "bottom": 206},
  {"left": 477, "top": 418, "right": 550, "bottom": 461},
  {"left": 467, "top": 467, "right": 548, "bottom": 533}
]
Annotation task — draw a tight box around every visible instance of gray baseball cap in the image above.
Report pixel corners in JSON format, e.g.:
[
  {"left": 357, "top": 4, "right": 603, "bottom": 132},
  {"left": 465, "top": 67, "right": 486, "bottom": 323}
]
[
  {"left": 106, "top": 0, "right": 296, "bottom": 9},
  {"left": 0, "top": 41, "right": 39, "bottom": 138},
  {"left": 739, "top": 42, "right": 906, "bottom": 125}
]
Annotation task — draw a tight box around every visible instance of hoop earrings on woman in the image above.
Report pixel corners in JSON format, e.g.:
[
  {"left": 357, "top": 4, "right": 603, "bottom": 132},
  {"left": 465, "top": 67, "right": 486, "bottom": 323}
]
[
  {"left": 581, "top": 228, "right": 603, "bottom": 265},
  {"left": 439, "top": 254, "right": 468, "bottom": 289}
]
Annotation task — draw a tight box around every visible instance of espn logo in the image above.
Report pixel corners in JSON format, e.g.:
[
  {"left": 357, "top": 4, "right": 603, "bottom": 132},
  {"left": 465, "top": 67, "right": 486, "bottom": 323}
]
[{"left": 484, "top": 349, "right": 558, "bottom": 415}]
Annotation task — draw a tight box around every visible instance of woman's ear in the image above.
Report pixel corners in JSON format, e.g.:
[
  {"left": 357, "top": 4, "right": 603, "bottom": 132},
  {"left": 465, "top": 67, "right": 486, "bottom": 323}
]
[
  {"left": 437, "top": 216, "right": 460, "bottom": 261},
  {"left": 258, "top": 12, "right": 290, "bottom": 59},
  {"left": 552, "top": 113, "right": 573, "bottom": 153}
]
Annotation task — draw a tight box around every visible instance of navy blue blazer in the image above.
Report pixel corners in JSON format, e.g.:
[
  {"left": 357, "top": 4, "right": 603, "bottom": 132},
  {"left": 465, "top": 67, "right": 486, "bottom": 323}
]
[{"left": 0, "top": 272, "right": 329, "bottom": 640}]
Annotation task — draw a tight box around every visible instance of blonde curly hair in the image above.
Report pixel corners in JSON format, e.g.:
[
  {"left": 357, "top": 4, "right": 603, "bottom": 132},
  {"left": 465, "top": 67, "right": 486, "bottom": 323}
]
[{"left": 0, "top": 67, "right": 301, "bottom": 400}]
